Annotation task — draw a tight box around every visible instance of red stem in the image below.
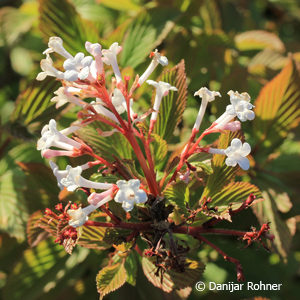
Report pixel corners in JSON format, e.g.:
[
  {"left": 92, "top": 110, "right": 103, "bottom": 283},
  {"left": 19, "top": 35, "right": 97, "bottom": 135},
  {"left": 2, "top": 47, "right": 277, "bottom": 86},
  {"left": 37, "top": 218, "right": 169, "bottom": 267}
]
[{"left": 195, "top": 234, "right": 245, "bottom": 281}]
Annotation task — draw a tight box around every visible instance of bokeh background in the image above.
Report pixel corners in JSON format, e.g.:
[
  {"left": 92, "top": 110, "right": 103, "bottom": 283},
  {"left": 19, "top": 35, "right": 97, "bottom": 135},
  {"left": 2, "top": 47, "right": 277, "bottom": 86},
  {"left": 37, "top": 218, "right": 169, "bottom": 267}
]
[{"left": 0, "top": 0, "right": 300, "bottom": 299}]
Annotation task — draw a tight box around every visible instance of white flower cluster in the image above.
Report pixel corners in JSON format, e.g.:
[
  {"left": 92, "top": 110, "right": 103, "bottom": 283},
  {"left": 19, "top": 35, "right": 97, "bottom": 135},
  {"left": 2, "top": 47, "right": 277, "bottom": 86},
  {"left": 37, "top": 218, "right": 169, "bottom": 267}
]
[
  {"left": 192, "top": 87, "right": 255, "bottom": 170},
  {"left": 36, "top": 37, "right": 178, "bottom": 227}
]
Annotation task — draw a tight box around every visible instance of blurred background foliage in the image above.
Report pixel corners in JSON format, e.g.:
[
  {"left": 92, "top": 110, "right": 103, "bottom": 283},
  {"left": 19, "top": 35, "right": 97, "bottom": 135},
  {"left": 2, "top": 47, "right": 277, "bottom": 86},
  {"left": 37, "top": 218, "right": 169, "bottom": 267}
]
[{"left": 0, "top": 0, "right": 300, "bottom": 299}]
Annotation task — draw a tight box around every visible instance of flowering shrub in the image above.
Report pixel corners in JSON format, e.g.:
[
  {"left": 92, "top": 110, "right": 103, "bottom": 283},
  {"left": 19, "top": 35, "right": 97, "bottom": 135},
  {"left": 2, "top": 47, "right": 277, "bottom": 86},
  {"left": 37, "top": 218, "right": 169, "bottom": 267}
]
[{"left": 32, "top": 36, "right": 275, "bottom": 298}]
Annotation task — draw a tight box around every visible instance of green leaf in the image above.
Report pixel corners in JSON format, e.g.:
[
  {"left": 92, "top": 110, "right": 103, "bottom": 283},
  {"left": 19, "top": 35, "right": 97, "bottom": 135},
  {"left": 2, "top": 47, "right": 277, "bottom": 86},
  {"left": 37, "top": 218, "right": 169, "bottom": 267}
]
[
  {"left": 3, "top": 239, "right": 89, "bottom": 300},
  {"left": 252, "top": 190, "right": 295, "bottom": 260},
  {"left": 202, "top": 131, "right": 242, "bottom": 199},
  {"left": 97, "top": 0, "right": 141, "bottom": 12},
  {"left": 18, "top": 162, "right": 60, "bottom": 211},
  {"left": 78, "top": 225, "right": 111, "bottom": 250},
  {"left": 76, "top": 121, "right": 132, "bottom": 161},
  {"left": 164, "top": 182, "right": 189, "bottom": 215},
  {"left": 150, "top": 133, "right": 168, "bottom": 170},
  {"left": 27, "top": 211, "right": 49, "bottom": 247},
  {"left": 124, "top": 252, "right": 138, "bottom": 286},
  {"left": 208, "top": 181, "right": 262, "bottom": 212},
  {"left": 120, "top": 7, "right": 180, "bottom": 68},
  {"left": 0, "top": 7, "right": 34, "bottom": 46},
  {"left": 39, "top": 0, "right": 99, "bottom": 54},
  {"left": 37, "top": 214, "right": 111, "bottom": 250},
  {"left": 96, "top": 261, "right": 127, "bottom": 299},
  {"left": 248, "top": 49, "right": 288, "bottom": 76},
  {"left": 10, "top": 78, "right": 61, "bottom": 135},
  {"left": 252, "top": 59, "right": 300, "bottom": 158},
  {"left": 0, "top": 168, "right": 28, "bottom": 240},
  {"left": 154, "top": 60, "right": 187, "bottom": 142},
  {"left": 235, "top": 30, "right": 285, "bottom": 52},
  {"left": 142, "top": 257, "right": 205, "bottom": 293}
]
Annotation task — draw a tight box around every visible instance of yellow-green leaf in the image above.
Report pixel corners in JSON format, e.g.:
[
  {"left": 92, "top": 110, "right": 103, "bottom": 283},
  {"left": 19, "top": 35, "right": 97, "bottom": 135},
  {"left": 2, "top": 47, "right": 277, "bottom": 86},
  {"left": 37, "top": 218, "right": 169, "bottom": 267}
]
[
  {"left": 142, "top": 257, "right": 204, "bottom": 293},
  {"left": 96, "top": 262, "right": 127, "bottom": 299},
  {"left": 154, "top": 60, "right": 187, "bottom": 142},
  {"left": 235, "top": 30, "right": 285, "bottom": 52},
  {"left": 253, "top": 59, "right": 300, "bottom": 157}
]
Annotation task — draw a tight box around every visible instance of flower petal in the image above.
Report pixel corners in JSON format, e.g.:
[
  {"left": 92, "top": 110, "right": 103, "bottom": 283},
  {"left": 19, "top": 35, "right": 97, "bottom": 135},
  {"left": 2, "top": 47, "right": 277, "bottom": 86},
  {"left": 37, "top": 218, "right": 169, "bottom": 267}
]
[{"left": 237, "top": 157, "right": 250, "bottom": 170}]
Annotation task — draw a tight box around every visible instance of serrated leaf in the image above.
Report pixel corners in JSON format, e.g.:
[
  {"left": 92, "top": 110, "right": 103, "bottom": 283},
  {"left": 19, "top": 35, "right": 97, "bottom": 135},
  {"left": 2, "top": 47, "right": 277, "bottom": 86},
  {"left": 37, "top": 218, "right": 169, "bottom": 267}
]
[
  {"left": 120, "top": 7, "right": 179, "bottom": 68},
  {"left": 124, "top": 251, "right": 138, "bottom": 286},
  {"left": 39, "top": 0, "right": 99, "bottom": 54},
  {"left": 235, "top": 30, "right": 285, "bottom": 52},
  {"left": 252, "top": 190, "right": 294, "bottom": 260},
  {"left": 37, "top": 214, "right": 111, "bottom": 250},
  {"left": 27, "top": 211, "right": 49, "bottom": 247},
  {"left": 164, "top": 182, "right": 189, "bottom": 215},
  {"left": 3, "top": 239, "right": 89, "bottom": 300},
  {"left": 0, "top": 168, "right": 28, "bottom": 240},
  {"left": 209, "top": 181, "right": 262, "bottom": 211},
  {"left": 150, "top": 133, "right": 168, "bottom": 170},
  {"left": 96, "top": 262, "right": 127, "bottom": 299},
  {"left": 10, "top": 78, "right": 61, "bottom": 134},
  {"left": 18, "top": 162, "right": 60, "bottom": 211},
  {"left": 202, "top": 131, "right": 243, "bottom": 198},
  {"left": 78, "top": 225, "right": 111, "bottom": 250},
  {"left": 252, "top": 59, "right": 300, "bottom": 157},
  {"left": 76, "top": 121, "right": 132, "bottom": 161},
  {"left": 142, "top": 257, "right": 205, "bottom": 293},
  {"left": 248, "top": 49, "right": 288, "bottom": 76},
  {"left": 154, "top": 60, "right": 187, "bottom": 142}
]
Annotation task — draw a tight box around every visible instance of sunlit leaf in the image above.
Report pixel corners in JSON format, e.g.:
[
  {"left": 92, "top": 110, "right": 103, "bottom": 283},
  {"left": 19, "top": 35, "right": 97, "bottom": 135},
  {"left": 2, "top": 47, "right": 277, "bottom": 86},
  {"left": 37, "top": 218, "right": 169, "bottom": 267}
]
[
  {"left": 76, "top": 121, "right": 132, "bottom": 161},
  {"left": 120, "top": 7, "right": 180, "bottom": 68},
  {"left": 235, "top": 30, "right": 285, "bottom": 52},
  {"left": 3, "top": 239, "right": 89, "bottom": 300},
  {"left": 164, "top": 182, "right": 189, "bottom": 215},
  {"left": 10, "top": 78, "right": 61, "bottom": 135},
  {"left": 154, "top": 60, "right": 187, "bottom": 142},
  {"left": 253, "top": 58, "right": 300, "bottom": 157},
  {"left": 0, "top": 168, "right": 28, "bottom": 240},
  {"left": 27, "top": 211, "right": 49, "bottom": 247},
  {"left": 39, "top": 0, "right": 99, "bottom": 53},
  {"left": 202, "top": 131, "right": 243, "bottom": 199},
  {"left": 96, "top": 261, "right": 127, "bottom": 299},
  {"left": 150, "top": 133, "right": 168, "bottom": 170},
  {"left": 252, "top": 189, "right": 295, "bottom": 260},
  {"left": 142, "top": 257, "right": 204, "bottom": 293},
  {"left": 96, "top": 0, "right": 141, "bottom": 12}
]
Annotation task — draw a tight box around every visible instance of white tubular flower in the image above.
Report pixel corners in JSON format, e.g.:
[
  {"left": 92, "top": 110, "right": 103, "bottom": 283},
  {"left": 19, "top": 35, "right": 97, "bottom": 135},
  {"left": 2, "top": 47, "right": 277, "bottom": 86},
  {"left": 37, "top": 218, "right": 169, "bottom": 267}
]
[
  {"left": 37, "top": 119, "right": 81, "bottom": 152},
  {"left": 138, "top": 49, "right": 168, "bottom": 85},
  {"left": 114, "top": 179, "right": 147, "bottom": 212},
  {"left": 88, "top": 189, "right": 113, "bottom": 206},
  {"left": 217, "top": 120, "right": 241, "bottom": 132},
  {"left": 50, "top": 87, "right": 84, "bottom": 108},
  {"left": 91, "top": 100, "right": 120, "bottom": 124},
  {"left": 215, "top": 90, "right": 255, "bottom": 129},
  {"left": 59, "top": 165, "right": 113, "bottom": 192},
  {"left": 85, "top": 41, "right": 103, "bottom": 77},
  {"left": 63, "top": 52, "right": 94, "bottom": 81},
  {"left": 43, "top": 37, "right": 73, "bottom": 59},
  {"left": 67, "top": 188, "right": 114, "bottom": 228},
  {"left": 193, "top": 87, "right": 221, "bottom": 131},
  {"left": 111, "top": 88, "right": 127, "bottom": 114},
  {"left": 147, "top": 80, "right": 177, "bottom": 122},
  {"left": 36, "top": 55, "right": 64, "bottom": 81},
  {"left": 67, "top": 207, "right": 90, "bottom": 227},
  {"left": 102, "top": 42, "right": 122, "bottom": 83},
  {"left": 227, "top": 90, "right": 255, "bottom": 122},
  {"left": 224, "top": 138, "right": 251, "bottom": 170}
]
